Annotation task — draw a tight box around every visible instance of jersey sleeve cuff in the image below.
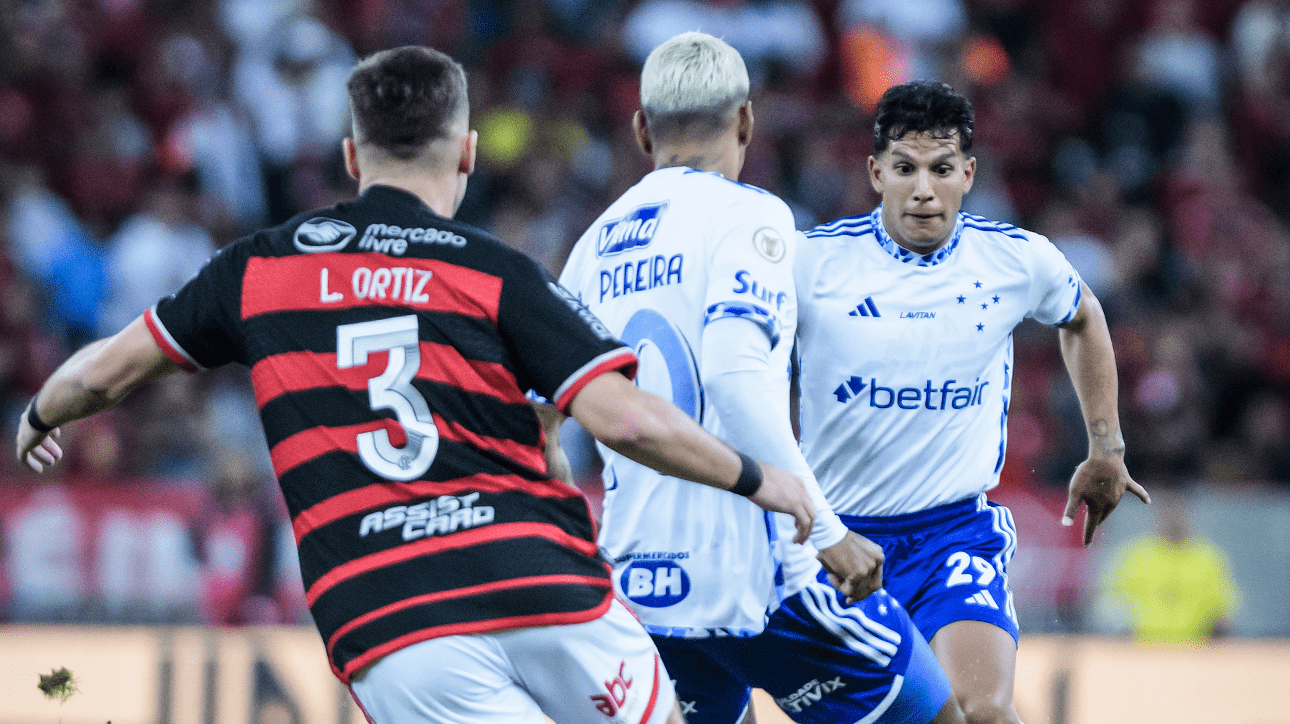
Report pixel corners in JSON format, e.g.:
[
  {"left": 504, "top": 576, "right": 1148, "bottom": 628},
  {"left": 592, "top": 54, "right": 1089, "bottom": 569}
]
[
  {"left": 553, "top": 347, "right": 639, "bottom": 414},
  {"left": 1053, "top": 279, "right": 1083, "bottom": 326},
  {"left": 808, "top": 509, "right": 849, "bottom": 551},
  {"left": 145, "top": 306, "right": 204, "bottom": 373},
  {"left": 704, "top": 302, "right": 782, "bottom": 348}
]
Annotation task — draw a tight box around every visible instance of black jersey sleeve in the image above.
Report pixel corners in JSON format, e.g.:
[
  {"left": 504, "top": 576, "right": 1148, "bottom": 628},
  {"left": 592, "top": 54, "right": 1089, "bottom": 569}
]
[
  {"left": 147, "top": 240, "right": 250, "bottom": 370},
  {"left": 497, "top": 254, "right": 637, "bottom": 414}
]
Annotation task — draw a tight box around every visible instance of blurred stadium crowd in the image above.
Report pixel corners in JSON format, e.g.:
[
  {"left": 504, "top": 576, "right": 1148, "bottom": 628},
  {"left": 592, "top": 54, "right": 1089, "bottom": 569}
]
[{"left": 0, "top": 0, "right": 1287, "bottom": 628}]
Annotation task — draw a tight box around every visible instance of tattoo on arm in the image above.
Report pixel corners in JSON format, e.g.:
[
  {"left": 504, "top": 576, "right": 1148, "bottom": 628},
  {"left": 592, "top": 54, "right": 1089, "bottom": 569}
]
[{"left": 1088, "top": 418, "right": 1125, "bottom": 455}]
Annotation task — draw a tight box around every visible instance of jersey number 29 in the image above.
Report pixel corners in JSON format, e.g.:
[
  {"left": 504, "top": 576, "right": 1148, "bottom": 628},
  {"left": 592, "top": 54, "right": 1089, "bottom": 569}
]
[{"left": 337, "top": 315, "right": 439, "bottom": 480}]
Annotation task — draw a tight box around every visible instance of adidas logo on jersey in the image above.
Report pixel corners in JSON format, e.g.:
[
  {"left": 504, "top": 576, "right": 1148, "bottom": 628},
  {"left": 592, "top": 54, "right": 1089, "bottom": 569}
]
[
  {"left": 964, "top": 590, "right": 1000, "bottom": 609},
  {"left": 848, "top": 297, "right": 881, "bottom": 317},
  {"left": 597, "top": 202, "right": 668, "bottom": 257}
]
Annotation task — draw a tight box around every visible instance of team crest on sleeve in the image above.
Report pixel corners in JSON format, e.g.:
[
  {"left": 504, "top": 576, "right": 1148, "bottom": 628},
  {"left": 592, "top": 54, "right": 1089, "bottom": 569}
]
[
  {"left": 293, "top": 218, "right": 357, "bottom": 253},
  {"left": 752, "top": 227, "right": 786, "bottom": 263}
]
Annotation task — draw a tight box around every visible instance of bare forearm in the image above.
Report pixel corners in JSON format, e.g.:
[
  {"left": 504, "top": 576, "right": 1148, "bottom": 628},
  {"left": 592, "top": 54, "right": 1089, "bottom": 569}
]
[
  {"left": 1058, "top": 291, "right": 1124, "bottom": 458},
  {"left": 569, "top": 373, "right": 741, "bottom": 491},
  {"left": 33, "top": 339, "right": 121, "bottom": 425},
  {"left": 33, "top": 316, "right": 179, "bottom": 426}
]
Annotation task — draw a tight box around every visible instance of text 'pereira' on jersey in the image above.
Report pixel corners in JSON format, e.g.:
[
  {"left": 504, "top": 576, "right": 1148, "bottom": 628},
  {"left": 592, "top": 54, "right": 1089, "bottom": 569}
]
[
  {"left": 145, "top": 185, "right": 636, "bottom": 683},
  {"left": 795, "top": 207, "right": 1083, "bottom": 517},
  {"left": 560, "top": 167, "right": 818, "bottom": 637}
]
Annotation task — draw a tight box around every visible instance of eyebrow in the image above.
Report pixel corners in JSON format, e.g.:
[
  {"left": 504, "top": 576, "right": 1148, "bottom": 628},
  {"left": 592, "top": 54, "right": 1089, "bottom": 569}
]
[{"left": 889, "top": 149, "right": 960, "bottom": 164}]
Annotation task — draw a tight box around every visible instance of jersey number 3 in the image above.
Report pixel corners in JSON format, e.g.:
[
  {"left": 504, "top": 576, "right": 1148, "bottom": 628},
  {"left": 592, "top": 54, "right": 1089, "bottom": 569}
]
[{"left": 337, "top": 315, "right": 439, "bottom": 481}]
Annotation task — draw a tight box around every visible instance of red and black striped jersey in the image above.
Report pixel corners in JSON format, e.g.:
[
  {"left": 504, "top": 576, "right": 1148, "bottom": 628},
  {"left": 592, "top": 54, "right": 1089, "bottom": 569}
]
[{"left": 145, "top": 185, "right": 637, "bottom": 683}]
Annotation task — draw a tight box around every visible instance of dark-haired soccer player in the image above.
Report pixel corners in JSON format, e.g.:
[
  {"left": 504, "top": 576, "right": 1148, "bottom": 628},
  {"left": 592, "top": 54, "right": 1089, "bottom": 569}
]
[
  {"left": 15, "top": 46, "right": 822, "bottom": 724},
  {"left": 793, "top": 80, "right": 1151, "bottom": 724}
]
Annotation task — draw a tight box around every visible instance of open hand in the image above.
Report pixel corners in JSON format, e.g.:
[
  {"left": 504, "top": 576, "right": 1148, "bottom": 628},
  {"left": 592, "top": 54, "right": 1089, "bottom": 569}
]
[{"left": 1063, "top": 455, "right": 1150, "bottom": 546}]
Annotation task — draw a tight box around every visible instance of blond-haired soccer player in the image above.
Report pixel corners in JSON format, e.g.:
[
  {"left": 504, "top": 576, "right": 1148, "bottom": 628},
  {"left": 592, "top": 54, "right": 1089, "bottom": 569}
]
[{"left": 559, "top": 33, "right": 963, "bottom": 724}]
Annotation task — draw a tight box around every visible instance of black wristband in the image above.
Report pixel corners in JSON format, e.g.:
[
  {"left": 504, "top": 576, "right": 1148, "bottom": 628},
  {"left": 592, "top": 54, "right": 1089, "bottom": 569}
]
[
  {"left": 26, "top": 401, "right": 54, "bottom": 433},
  {"left": 731, "top": 452, "right": 763, "bottom": 497}
]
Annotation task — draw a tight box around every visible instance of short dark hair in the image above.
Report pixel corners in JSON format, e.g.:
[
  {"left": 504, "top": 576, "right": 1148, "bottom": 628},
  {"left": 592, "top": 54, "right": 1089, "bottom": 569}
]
[
  {"left": 873, "top": 81, "right": 974, "bottom": 155},
  {"left": 347, "top": 46, "right": 467, "bottom": 160}
]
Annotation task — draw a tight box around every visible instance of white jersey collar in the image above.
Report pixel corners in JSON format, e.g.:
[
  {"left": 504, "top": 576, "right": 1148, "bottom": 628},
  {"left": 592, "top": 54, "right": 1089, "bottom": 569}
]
[{"left": 872, "top": 205, "right": 966, "bottom": 267}]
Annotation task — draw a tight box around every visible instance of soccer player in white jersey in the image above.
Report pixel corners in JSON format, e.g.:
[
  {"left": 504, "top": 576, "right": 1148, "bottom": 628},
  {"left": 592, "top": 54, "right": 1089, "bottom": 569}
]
[
  {"left": 794, "top": 81, "right": 1151, "bottom": 724},
  {"left": 559, "top": 34, "right": 963, "bottom": 724}
]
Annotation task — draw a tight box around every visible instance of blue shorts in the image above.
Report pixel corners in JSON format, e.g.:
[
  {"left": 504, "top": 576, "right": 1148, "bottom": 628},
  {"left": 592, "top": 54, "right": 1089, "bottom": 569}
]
[
  {"left": 840, "top": 494, "right": 1020, "bottom": 645},
  {"left": 654, "top": 582, "right": 951, "bottom": 724}
]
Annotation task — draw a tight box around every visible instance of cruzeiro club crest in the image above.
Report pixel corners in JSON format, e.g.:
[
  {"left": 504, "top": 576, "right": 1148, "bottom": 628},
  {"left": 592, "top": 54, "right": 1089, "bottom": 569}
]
[
  {"left": 294, "top": 217, "right": 357, "bottom": 253},
  {"left": 752, "top": 227, "right": 785, "bottom": 263}
]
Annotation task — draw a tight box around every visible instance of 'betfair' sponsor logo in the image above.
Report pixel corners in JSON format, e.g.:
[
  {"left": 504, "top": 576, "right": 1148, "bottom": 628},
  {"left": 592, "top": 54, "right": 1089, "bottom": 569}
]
[
  {"left": 833, "top": 376, "right": 989, "bottom": 410},
  {"left": 597, "top": 202, "right": 667, "bottom": 257}
]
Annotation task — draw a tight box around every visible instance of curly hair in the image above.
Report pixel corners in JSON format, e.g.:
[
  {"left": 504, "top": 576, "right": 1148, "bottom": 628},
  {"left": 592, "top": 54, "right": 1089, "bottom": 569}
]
[{"left": 873, "top": 81, "right": 974, "bottom": 155}]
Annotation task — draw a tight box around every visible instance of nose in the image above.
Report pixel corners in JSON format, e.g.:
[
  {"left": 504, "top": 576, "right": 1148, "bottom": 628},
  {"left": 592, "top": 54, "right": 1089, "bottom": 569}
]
[{"left": 912, "top": 170, "right": 934, "bottom": 202}]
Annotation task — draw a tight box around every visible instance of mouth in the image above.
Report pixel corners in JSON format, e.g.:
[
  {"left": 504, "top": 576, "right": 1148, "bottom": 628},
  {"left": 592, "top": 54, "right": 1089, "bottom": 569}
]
[{"left": 905, "top": 212, "right": 941, "bottom": 221}]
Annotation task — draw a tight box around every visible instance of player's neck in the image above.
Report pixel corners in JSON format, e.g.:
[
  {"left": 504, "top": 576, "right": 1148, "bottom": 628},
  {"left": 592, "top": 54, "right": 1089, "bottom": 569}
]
[
  {"left": 358, "top": 173, "right": 461, "bottom": 218},
  {"left": 652, "top": 142, "right": 741, "bottom": 181}
]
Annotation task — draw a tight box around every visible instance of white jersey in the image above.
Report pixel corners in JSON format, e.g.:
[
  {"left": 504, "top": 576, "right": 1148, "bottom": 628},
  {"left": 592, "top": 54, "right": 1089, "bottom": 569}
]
[
  {"left": 561, "top": 167, "right": 819, "bottom": 636},
  {"left": 794, "top": 207, "right": 1083, "bottom": 516}
]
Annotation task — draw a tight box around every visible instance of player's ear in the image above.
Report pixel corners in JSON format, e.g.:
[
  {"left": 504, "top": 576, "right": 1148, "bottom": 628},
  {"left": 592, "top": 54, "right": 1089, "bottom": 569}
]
[
  {"left": 460, "top": 129, "right": 478, "bottom": 176},
  {"left": 737, "top": 101, "right": 753, "bottom": 147},
  {"left": 633, "top": 110, "right": 652, "bottom": 157},
  {"left": 868, "top": 155, "right": 883, "bottom": 194},
  {"left": 343, "top": 138, "right": 361, "bottom": 181},
  {"left": 962, "top": 155, "right": 976, "bottom": 194}
]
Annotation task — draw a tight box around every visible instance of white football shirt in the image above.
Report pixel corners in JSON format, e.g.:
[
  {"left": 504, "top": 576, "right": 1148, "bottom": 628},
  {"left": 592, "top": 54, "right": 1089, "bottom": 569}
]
[
  {"left": 561, "top": 167, "right": 822, "bottom": 636},
  {"left": 794, "top": 207, "right": 1083, "bottom": 517}
]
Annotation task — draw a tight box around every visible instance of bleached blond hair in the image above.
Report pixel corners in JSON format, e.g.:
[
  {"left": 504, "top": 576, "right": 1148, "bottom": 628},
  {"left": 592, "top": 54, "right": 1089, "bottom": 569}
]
[{"left": 640, "top": 32, "right": 749, "bottom": 142}]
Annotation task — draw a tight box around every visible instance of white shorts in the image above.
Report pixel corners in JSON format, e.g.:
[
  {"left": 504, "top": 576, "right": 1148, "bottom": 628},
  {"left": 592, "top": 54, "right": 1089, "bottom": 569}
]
[{"left": 348, "top": 598, "right": 676, "bottom": 724}]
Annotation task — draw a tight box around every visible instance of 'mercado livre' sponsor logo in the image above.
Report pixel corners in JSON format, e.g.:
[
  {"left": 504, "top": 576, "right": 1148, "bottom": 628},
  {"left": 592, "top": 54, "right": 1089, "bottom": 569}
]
[
  {"left": 597, "top": 202, "right": 668, "bottom": 257},
  {"left": 293, "top": 218, "right": 357, "bottom": 253}
]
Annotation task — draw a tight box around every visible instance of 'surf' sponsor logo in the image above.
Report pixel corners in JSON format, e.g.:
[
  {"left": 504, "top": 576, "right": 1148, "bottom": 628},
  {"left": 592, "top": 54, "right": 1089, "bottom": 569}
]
[
  {"left": 294, "top": 218, "right": 357, "bottom": 253},
  {"left": 833, "top": 376, "right": 989, "bottom": 410},
  {"left": 733, "top": 270, "right": 788, "bottom": 310},
  {"left": 358, "top": 493, "right": 495, "bottom": 542},
  {"left": 621, "top": 559, "right": 690, "bottom": 608},
  {"left": 776, "top": 677, "right": 847, "bottom": 714},
  {"left": 597, "top": 202, "right": 667, "bottom": 257}
]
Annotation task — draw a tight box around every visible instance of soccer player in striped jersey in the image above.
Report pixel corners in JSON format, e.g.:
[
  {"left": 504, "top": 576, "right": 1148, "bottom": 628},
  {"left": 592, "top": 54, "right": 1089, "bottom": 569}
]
[
  {"left": 13, "top": 46, "right": 825, "bottom": 724},
  {"left": 559, "top": 33, "right": 963, "bottom": 724},
  {"left": 793, "top": 80, "right": 1151, "bottom": 724}
]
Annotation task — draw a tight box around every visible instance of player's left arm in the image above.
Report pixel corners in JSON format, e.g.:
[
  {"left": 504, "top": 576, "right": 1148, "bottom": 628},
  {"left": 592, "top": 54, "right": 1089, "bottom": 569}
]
[
  {"left": 1056, "top": 283, "right": 1151, "bottom": 545},
  {"left": 16, "top": 314, "right": 183, "bottom": 472},
  {"left": 532, "top": 401, "right": 576, "bottom": 487}
]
